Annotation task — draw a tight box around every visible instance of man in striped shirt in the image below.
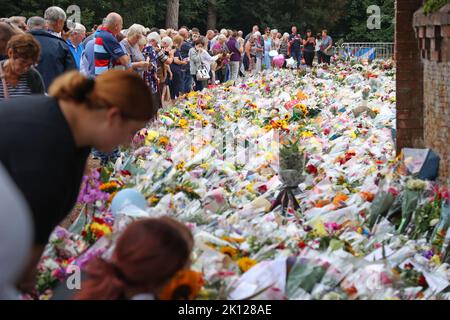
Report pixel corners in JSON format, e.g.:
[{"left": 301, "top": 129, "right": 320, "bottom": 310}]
[
  {"left": 92, "top": 13, "right": 130, "bottom": 164},
  {"left": 94, "top": 13, "right": 130, "bottom": 76}
]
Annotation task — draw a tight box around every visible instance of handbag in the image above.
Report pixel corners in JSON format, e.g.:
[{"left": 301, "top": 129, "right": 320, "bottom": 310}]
[{"left": 196, "top": 64, "right": 210, "bottom": 81}]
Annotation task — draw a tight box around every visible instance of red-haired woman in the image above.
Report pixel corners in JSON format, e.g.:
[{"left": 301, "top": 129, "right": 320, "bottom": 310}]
[{"left": 74, "top": 217, "right": 193, "bottom": 300}]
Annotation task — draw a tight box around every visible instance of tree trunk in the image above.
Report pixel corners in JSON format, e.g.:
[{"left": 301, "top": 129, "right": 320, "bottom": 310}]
[
  {"left": 207, "top": 0, "right": 217, "bottom": 30},
  {"left": 166, "top": 0, "right": 179, "bottom": 30}
]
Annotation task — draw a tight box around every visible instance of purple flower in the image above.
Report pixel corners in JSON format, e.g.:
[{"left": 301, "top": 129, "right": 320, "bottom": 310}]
[{"left": 421, "top": 250, "right": 434, "bottom": 259}]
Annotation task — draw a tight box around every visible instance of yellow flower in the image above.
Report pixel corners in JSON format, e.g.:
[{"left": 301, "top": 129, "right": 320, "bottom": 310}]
[
  {"left": 296, "top": 91, "right": 309, "bottom": 101},
  {"left": 90, "top": 222, "right": 112, "bottom": 237},
  {"left": 176, "top": 161, "right": 186, "bottom": 170},
  {"left": 237, "top": 257, "right": 257, "bottom": 272},
  {"left": 200, "top": 163, "right": 210, "bottom": 170},
  {"left": 245, "top": 183, "right": 255, "bottom": 193},
  {"left": 145, "top": 130, "right": 160, "bottom": 145},
  {"left": 158, "top": 136, "right": 170, "bottom": 147},
  {"left": 222, "top": 236, "right": 245, "bottom": 244},
  {"left": 301, "top": 131, "right": 314, "bottom": 138},
  {"left": 202, "top": 120, "right": 209, "bottom": 126},
  {"left": 187, "top": 91, "right": 198, "bottom": 99},
  {"left": 220, "top": 246, "right": 239, "bottom": 259},
  {"left": 147, "top": 195, "right": 160, "bottom": 206},
  {"left": 178, "top": 119, "right": 188, "bottom": 129},
  {"left": 430, "top": 255, "right": 441, "bottom": 266}
]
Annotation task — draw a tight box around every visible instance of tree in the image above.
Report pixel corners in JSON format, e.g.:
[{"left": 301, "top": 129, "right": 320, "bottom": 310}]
[
  {"left": 207, "top": 0, "right": 217, "bottom": 30},
  {"left": 166, "top": 0, "right": 179, "bottom": 29}
]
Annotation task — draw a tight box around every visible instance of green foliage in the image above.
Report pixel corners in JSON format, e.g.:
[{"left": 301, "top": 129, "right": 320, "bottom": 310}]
[
  {"left": 1, "top": 0, "right": 395, "bottom": 42},
  {"left": 423, "top": 0, "right": 450, "bottom": 15}
]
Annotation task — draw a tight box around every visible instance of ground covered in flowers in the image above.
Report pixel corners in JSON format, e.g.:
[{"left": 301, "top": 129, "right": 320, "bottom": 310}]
[{"left": 36, "top": 60, "right": 450, "bottom": 300}]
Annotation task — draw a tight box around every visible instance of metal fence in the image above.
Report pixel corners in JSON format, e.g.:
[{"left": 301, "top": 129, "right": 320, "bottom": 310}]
[{"left": 339, "top": 42, "right": 395, "bottom": 61}]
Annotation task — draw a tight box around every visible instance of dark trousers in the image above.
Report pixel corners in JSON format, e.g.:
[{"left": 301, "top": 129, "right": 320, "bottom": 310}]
[
  {"left": 243, "top": 55, "right": 250, "bottom": 71},
  {"left": 193, "top": 76, "right": 205, "bottom": 91},
  {"left": 170, "top": 70, "right": 183, "bottom": 99},
  {"left": 182, "top": 69, "right": 192, "bottom": 93},
  {"left": 317, "top": 51, "right": 323, "bottom": 64},
  {"left": 291, "top": 50, "right": 302, "bottom": 68},
  {"left": 303, "top": 50, "right": 315, "bottom": 67},
  {"left": 215, "top": 67, "right": 226, "bottom": 83},
  {"left": 322, "top": 53, "right": 331, "bottom": 64}
]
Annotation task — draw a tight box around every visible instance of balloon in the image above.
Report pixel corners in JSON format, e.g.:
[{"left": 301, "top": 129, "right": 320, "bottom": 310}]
[
  {"left": 273, "top": 54, "right": 285, "bottom": 68},
  {"left": 110, "top": 188, "right": 147, "bottom": 216},
  {"left": 269, "top": 50, "right": 278, "bottom": 57}
]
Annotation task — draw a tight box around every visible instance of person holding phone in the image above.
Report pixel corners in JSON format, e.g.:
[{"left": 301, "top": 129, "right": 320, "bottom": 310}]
[
  {"left": 302, "top": 29, "right": 316, "bottom": 67},
  {"left": 288, "top": 26, "right": 302, "bottom": 68}
]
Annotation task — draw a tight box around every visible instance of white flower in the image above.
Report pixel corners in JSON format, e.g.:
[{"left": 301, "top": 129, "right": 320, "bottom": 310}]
[
  {"left": 406, "top": 179, "right": 427, "bottom": 191},
  {"left": 429, "top": 219, "right": 440, "bottom": 227}
]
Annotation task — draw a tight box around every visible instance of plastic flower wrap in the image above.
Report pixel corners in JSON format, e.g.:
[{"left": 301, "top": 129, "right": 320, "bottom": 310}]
[{"left": 37, "top": 61, "right": 450, "bottom": 300}]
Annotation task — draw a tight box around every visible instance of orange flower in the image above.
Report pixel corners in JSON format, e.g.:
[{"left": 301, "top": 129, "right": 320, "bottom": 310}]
[
  {"left": 333, "top": 193, "right": 349, "bottom": 207},
  {"left": 315, "top": 199, "right": 331, "bottom": 208},
  {"left": 237, "top": 257, "right": 257, "bottom": 273},
  {"left": 296, "top": 91, "right": 308, "bottom": 101},
  {"left": 159, "top": 270, "right": 204, "bottom": 300},
  {"left": 360, "top": 191, "right": 375, "bottom": 202}
]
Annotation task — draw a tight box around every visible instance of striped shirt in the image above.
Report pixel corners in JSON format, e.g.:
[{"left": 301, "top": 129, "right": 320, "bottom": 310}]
[
  {"left": 0, "top": 74, "right": 32, "bottom": 99},
  {"left": 94, "top": 27, "right": 126, "bottom": 76}
]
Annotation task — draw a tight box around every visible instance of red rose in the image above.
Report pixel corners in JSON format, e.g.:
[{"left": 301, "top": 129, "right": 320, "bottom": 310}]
[
  {"left": 418, "top": 275, "right": 427, "bottom": 287},
  {"left": 298, "top": 241, "right": 307, "bottom": 249},
  {"left": 307, "top": 164, "right": 318, "bottom": 175},
  {"left": 258, "top": 185, "right": 268, "bottom": 194}
]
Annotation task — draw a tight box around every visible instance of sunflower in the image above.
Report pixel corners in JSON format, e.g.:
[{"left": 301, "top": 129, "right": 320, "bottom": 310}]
[
  {"left": 178, "top": 119, "right": 189, "bottom": 129},
  {"left": 237, "top": 257, "right": 257, "bottom": 273},
  {"left": 158, "top": 136, "right": 170, "bottom": 147},
  {"left": 220, "top": 246, "right": 239, "bottom": 259},
  {"left": 159, "top": 270, "right": 204, "bottom": 300}
]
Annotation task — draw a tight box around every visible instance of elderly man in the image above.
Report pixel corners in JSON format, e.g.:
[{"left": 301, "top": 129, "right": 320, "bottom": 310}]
[
  {"left": 30, "top": 6, "right": 76, "bottom": 90},
  {"left": 91, "top": 13, "right": 130, "bottom": 165},
  {"left": 66, "top": 23, "right": 86, "bottom": 69},
  {"left": 27, "top": 16, "right": 46, "bottom": 31},
  {"left": 94, "top": 12, "right": 130, "bottom": 76}
]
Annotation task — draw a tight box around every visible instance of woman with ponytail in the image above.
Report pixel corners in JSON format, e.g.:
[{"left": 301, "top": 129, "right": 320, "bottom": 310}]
[
  {"left": 74, "top": 217, "right": 193, "bottom": 300},
  {"left": 0, "top": 69, "right": 158, "bottom": 292}
]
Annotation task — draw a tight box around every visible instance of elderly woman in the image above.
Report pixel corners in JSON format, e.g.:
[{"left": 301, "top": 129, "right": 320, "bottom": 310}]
[
  {"left": 120, "top": 24, "right": 149, "bottom": 78},
  {"left": 0, "top": 33, "right": 45, "bottom": 99},
  {"left": 251, "top": 32, "right": 263, "bottom": 74},
  {"left": 279, "top": 33, "right": 290, "bottom": 59},
  {"left": 143, "top": 32, "right": 174, "bottom": 98},
  {"left": 212, "top": 34, "right": 230, "bottom": 83}
]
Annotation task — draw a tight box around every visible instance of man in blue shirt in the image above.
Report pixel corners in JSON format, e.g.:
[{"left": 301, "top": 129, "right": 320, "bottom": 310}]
[{"left": 66, "top": 23, "right": 86, "bottom": 69}]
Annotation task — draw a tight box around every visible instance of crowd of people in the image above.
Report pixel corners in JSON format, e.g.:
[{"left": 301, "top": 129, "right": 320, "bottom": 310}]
[
  {"left": 0, "top": 6, "right": 334, "bottom": 300},
  {"left": 1, "top": 9, "right": 334, "bottom": 102}
]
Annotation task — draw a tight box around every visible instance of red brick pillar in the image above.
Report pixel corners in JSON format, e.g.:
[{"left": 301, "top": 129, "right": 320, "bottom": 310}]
[{"left": 395, "top": 0, "right": 424, "bottom": 154}]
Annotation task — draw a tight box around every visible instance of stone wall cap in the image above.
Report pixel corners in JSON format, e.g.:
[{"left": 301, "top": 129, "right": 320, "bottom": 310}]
[{"left": 414, "top": 4, "right": 450, "bottom": 27}]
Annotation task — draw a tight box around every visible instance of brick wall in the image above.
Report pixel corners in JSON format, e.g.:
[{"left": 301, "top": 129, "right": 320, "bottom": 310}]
[
  {"left": 395, "top": 0, "right": 425, "bottom": 153},
  {"left": 413, "top": 4, "right": 450, "bottom": 181}
]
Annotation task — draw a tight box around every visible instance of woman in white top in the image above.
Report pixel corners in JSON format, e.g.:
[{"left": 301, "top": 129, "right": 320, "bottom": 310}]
[{"left": 189, "top": 37, "right": 215, "bottom": 91}]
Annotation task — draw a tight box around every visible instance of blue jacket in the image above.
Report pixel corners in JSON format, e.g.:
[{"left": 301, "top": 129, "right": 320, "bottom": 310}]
[{"left": 30, "top": 29, "right": 77, "bottom": 90}]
